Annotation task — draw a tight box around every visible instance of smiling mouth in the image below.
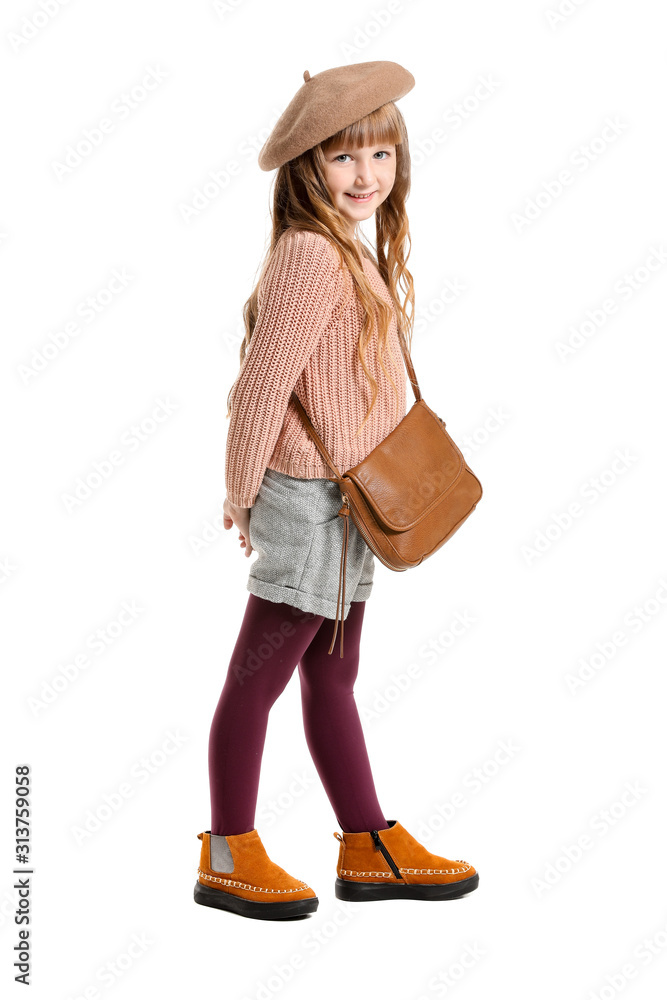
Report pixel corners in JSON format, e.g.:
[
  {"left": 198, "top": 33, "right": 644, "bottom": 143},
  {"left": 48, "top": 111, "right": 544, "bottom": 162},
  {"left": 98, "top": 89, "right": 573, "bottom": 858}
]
[{"left": 345, "top": 191, "right": 377, "bottom": 201}]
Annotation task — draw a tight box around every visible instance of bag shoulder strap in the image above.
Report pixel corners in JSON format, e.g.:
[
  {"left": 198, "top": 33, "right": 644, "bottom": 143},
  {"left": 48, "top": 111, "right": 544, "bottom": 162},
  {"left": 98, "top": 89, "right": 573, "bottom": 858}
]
[
  {"left": 290, "top": 323, "right": 421, "bottom": 479},
  {"left": 396, "top": 324, "right": 421, "bottom": 405}
]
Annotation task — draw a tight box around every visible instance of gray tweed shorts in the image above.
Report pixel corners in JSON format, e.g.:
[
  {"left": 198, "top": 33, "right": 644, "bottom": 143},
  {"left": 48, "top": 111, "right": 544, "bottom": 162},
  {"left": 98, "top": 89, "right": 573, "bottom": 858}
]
[{"left": 247, "top": 467, "right": 375, "bottom": 621}]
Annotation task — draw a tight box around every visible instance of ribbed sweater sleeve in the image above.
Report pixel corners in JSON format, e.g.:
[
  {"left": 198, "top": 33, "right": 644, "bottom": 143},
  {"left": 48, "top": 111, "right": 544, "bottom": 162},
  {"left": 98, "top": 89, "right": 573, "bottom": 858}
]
[{"left": 225, "top": 229, "right": 343, "bottom": 508}]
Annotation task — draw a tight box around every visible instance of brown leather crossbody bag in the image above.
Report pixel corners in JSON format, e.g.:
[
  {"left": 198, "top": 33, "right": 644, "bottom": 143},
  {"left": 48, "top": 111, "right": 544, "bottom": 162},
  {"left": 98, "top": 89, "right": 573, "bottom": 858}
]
[{"left": 290, "top": 325, "right": 483, "bottom": 658}]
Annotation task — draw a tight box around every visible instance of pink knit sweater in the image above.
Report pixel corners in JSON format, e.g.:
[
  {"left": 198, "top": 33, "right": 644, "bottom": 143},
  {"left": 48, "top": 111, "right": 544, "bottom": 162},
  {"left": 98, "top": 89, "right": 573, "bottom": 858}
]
[{"left": 225, "top": 227, "right": 408, "bottom": 508}]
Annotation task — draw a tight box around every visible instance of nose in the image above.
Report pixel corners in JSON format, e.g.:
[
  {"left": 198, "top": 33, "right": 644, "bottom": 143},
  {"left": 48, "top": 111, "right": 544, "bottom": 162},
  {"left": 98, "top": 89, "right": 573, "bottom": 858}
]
[{"left": 354, "top": 159, "right": 377, "bottom": 187}]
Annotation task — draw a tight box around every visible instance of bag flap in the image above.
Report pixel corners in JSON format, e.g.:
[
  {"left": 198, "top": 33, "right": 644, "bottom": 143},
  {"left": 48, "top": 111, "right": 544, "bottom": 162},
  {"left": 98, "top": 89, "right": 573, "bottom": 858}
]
[{"left": 346, "top": 400, "right": 465, "bottom": 531}]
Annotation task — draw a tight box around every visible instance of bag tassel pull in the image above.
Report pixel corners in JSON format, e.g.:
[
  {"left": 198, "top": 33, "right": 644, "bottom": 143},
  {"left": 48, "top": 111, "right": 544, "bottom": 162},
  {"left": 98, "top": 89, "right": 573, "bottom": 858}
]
[{"left": 328, "top": 494, "right": 350, "bottom": 657}]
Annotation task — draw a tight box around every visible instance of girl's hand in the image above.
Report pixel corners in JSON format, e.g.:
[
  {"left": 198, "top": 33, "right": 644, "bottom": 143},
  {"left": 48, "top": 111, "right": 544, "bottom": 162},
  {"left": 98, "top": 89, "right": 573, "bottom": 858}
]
[{"left": 223, "top": 497, "right": 253, "bottom": 557}]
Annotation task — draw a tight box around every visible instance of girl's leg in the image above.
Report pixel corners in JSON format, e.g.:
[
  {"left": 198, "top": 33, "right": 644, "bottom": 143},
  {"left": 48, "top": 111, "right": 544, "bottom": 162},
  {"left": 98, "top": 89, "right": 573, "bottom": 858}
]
[
  {"left": 297, "top": 600, "right": 387, "bottom": 833},
  {"left": 209, "top": 593, "right": 325, "bottom": 836}
]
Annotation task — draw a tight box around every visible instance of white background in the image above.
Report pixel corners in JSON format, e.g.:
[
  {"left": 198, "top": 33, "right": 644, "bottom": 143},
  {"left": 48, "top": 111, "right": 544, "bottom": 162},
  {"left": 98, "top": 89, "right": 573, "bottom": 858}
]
[{"left": 2, "top": 1, "right": 666, "bottom": 998}]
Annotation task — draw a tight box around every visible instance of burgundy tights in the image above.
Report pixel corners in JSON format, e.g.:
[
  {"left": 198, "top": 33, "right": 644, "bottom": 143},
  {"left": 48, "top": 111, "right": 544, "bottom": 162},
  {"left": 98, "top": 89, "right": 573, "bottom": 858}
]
[{"left": 208, "top": 593, "right": 387, "bottom": 835}]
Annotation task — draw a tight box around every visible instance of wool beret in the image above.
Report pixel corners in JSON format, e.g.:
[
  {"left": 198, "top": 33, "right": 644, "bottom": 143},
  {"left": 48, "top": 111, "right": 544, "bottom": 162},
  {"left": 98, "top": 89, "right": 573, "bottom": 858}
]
[{"left": 258, "top": 60, "right": 415, "bottom": 172}]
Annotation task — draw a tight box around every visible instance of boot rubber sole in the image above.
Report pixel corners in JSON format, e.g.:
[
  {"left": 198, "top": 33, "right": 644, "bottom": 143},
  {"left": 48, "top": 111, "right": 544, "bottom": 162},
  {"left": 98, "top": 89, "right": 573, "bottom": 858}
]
[
  {"left": 194, "top": 881, "right": 318, "bottom": 920},
  {"left": 335, "top": 871, "right": 479, "bottom": 901}
]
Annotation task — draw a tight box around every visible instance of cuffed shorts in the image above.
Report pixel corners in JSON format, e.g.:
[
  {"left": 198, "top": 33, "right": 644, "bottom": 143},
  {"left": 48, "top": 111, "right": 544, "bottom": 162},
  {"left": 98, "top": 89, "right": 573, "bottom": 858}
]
[{"left": 247, "top": 467, "right": 375, "bottom": 621}]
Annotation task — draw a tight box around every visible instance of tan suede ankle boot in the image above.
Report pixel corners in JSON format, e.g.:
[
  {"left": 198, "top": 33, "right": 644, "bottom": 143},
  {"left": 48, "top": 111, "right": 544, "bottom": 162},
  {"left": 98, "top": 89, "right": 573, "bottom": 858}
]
[
  {"left": 194, "top": 829, "right": 318, "bottom": 920},
  {"left": 333, "top": 819, "right": 478, "bottom": 901}
]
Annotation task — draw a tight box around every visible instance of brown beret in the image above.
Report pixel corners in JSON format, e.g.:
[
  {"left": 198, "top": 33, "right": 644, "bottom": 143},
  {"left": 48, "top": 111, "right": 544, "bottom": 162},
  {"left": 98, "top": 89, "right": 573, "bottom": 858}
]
[{"left": 258, "top": 60, "right": 415, "bottom": 172}]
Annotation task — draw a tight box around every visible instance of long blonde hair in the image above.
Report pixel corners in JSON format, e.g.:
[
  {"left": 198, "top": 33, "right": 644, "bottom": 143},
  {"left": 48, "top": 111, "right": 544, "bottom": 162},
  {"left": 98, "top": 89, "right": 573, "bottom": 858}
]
[{"left": 226, "top": 100, "right": 415, "bottom": 438}]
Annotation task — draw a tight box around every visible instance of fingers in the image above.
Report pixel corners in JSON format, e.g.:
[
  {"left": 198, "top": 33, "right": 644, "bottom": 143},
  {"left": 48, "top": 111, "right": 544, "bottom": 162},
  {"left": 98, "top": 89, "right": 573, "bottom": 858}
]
[{"left": 226, "top": 512, "right": 252, "bottom": 557}]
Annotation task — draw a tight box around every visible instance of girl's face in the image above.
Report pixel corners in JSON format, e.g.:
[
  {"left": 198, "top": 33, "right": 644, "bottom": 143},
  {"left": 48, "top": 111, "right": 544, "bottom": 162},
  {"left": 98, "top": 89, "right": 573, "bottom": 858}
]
[{"left": 322, "top": 142, "right": 397, "bottom": 237}]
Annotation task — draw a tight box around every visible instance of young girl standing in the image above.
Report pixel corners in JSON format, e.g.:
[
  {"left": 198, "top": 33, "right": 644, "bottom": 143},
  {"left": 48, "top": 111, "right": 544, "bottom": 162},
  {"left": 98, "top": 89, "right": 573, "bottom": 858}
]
[{"left": 194, "top": 60, "right": 479, "bottom": 920}]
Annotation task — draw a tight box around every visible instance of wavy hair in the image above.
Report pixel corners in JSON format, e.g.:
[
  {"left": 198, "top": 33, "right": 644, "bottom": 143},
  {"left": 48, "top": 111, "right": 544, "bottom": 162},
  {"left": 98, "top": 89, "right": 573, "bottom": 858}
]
[{"left": 226, "top": 100, "right": 415, "bottom": 438}]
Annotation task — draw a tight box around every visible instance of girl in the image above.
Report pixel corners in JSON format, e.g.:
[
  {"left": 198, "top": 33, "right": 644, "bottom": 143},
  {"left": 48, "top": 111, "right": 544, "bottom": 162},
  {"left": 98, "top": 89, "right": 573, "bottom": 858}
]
[{"left": 194, "top": 60, "right": 479, "bottom": 921}]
